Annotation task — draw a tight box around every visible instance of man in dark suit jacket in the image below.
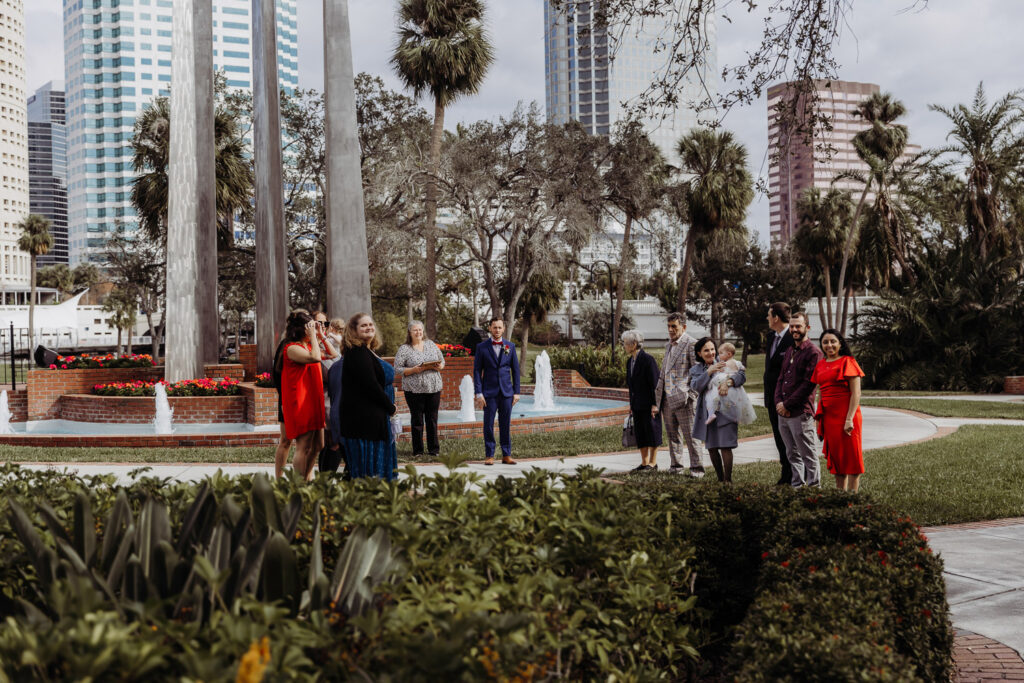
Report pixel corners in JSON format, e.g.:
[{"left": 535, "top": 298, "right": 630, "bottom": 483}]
[
  {"left": 473, "top": 317, "right": 521, "bottom": 465},
  {"left": 764, "top": 302, "right": 795, "bottom": 485}
]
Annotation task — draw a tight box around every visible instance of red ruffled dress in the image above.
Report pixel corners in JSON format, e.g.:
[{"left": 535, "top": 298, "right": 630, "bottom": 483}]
[
  {"left": 281, "top": 342, "right": 326, "bottom": 440},
  {"left": 811, "top": 355, "right": 865, "bottom": 476}
]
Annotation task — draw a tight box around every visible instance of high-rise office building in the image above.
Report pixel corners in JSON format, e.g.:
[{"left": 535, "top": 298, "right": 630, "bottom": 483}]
[
  {"left": 0, "top": 0, "right": 31, "bottom": 295},
  {"left": 543, "top": 0, "right": 717, "bottom": 163},
  {"left": 63, "top": 0, "right": 299, "bottom": 264},
  {"left": 28, "top": 80, "right": 68, "bottom": 266},
  {"left": 767, "top": 79, "right": 920, "bottom": 247}
]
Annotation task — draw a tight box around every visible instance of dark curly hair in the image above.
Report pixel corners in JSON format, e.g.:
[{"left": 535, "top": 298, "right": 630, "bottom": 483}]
[
  {"left": 693, "top": 336, "right": 716, "bottom": 364},
  {"left": 819, "top": 328, "right": 853, "bottom": 358}
]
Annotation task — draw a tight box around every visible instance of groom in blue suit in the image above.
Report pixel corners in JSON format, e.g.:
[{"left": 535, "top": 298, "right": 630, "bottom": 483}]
[{"left": 473, "top": 317, "right": 521, "bottom": 465}]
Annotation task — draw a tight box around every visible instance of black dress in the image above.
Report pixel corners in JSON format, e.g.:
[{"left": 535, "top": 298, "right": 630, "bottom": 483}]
[{"left": 626, "top": 349, "right": 663, "bottom": 448}]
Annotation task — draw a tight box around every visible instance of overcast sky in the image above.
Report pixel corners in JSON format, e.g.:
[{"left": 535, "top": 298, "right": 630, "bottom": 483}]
[{"left": 25, "top": 0, "right": 1024, "bottom": 243}]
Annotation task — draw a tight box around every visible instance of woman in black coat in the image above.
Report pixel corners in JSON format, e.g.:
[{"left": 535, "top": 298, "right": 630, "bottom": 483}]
[{"left": 623, "top": 330, "right": 663, "bottom": 471}]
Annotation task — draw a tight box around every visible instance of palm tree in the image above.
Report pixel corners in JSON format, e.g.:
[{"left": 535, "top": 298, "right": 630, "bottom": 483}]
[
  {"left": 102, "top": 288, "right": 138, "bottom": 355},
  {"left": 603, "top": 121, "right": 668, "bottom": 345},
  {"left": 516, "top": 271, "right": 563, "bottom": 366},
  {"left": 792, "top": 187, "right": 853, "bottom": 330},
  {"left": 16, "top": 214, "right": 54, "bottom": 345},
  {"left": 392, "top": 0, "right": 494, "bottom": 338},
  {"left": 834, "top": 92, "right": 908, "bottom": 326},
  {"left": 131, "top": 95, "right": 252, "bottom": 246},
  {"left": 929, "top": 83, "right": 1024, "bottom": 262},
  {"left": 674, "top": 128, "right": 754, "bottom": 314}
]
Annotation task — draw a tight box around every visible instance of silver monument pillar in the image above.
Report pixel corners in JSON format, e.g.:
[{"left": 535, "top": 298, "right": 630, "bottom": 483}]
[
  {"left": 324, "top": 0, "right": 372, "bottom": 318},
  {"left": 166, "top": 0, "right": 214, "bottom": 381},
  {"left": 253, "top": 0, "right": 289, "bottom": 372}
]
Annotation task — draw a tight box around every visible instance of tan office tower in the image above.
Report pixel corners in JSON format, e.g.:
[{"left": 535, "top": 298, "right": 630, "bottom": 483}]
[
  {"left": 767, "top": 79, "right": 919, "bottom": 247},
  {"left": 0, "top": 0, "right": 29, "bottom": 298}
]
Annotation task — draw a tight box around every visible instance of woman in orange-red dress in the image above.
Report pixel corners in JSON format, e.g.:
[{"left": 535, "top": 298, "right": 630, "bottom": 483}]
[
  {"left": 811, "top": 328, "right": 865, "bottom": 492},
  {"left": 275, "top": 311, "right": 326, "bottom": 480}
]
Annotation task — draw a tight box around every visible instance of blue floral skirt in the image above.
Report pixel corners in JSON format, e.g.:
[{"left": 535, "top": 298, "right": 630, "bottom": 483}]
[{"left": 344, "top": 437, "right": 398, "bottom": 481}]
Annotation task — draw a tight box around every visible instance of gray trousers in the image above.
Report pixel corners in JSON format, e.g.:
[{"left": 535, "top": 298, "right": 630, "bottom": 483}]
[
  {"left": 664, "top": 400, "right": 706, "bottom": 471},
  {"left": 779, "top": 413, "right": 820, "bottom": 487}
]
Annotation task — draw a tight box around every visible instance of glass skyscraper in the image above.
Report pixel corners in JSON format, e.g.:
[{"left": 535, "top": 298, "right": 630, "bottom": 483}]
[
  {"left": 63, "top": 0, "right": 299, "bottom": 264},
  {"left": 543, "top": 0, "right": 717, "bottom": 163},
  {"left": 28, "top": 80, "right": 69, "bottom": 266},
  {"left": 0, "top": 0, "right": 31, "bottom": 295}
]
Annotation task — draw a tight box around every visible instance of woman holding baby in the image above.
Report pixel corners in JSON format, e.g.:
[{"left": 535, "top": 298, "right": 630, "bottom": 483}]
[{"left": 690, "top": 338, "right": 754, "bottom": 483}]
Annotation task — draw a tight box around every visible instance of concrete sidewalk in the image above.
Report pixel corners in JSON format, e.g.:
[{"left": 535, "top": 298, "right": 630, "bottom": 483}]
[
  {"left": 926, "top": 520, "right": 1024, "bottom": 657},
  {"left": 17, "top": 405, "right": 938, "bottom": 484}
]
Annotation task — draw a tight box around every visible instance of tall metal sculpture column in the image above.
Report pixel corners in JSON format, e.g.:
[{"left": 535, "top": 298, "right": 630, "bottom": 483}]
[
  {"left": 193, "top": 0, "right": 218, "bottom": 366},
  {"left": 166, "top": 0, "right": 214, "bottom": 381},
  {"left": 324, "top": 0, "right": 372, "bottom": 318},
  {"left": 253, "top": 0, "right": 288, "bottom": 372}
]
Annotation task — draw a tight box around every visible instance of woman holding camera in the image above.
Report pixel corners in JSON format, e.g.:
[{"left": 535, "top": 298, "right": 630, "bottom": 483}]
[{"left": 274, "top": 310, "right": 327, "bottom": 480}]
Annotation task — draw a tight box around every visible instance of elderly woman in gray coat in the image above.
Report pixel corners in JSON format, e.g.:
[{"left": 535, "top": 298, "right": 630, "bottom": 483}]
[{"left": 690, "top": 337, "right": 747, "bottom": 483}]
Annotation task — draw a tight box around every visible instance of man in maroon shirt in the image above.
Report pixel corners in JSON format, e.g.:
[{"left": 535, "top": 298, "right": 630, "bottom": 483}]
[{"left": 774, "top": 312, "right": 823, "bottom": 487}]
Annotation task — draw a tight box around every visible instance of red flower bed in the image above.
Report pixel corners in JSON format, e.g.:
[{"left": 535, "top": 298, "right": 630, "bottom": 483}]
[
  {"left": 437, "top": 343, "right": 471, "bottom": 358},
  {"left": 92, "top": 377, "right": 241, "bottom": 397},
  {"left": 50, "top": 352, "right": 155, "bottom": 370},
  {"left": 255, "top": 372, "right": 275, "bottom": 388}
]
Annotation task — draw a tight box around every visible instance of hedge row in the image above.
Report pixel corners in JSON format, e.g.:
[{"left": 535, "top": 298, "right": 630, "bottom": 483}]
[{"left": 0, "top": 464, "right": 952, "bottom": 681}]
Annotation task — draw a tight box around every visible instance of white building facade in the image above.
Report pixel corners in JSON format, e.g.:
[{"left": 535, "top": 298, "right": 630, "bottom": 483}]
[
  {"left": 0, "top": 0, "right": 30, "bottom": 293},
  {"left": 63, "top": 0, "right": 299, "bottom": 264}
]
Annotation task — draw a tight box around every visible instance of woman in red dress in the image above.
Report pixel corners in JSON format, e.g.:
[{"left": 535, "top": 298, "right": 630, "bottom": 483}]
[
  {"left": 275, "top": 311, "right": 326, "bottom": 480},
  {"left": 811, "top": 328, "right": 865, "bottom": 492}
]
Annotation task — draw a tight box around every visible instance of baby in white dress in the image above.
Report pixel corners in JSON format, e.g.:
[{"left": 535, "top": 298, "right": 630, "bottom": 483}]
[{"left": 705, "top": 343, "right": 757, "bottom": 425}]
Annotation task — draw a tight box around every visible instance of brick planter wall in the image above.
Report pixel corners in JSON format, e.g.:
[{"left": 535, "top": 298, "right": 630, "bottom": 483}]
[
  {"left": 1004, "top": 376, "right": 1024, "bottom": 395},
  {"left": 58, "top": 394, "right": 247, "bottom": 424},
  {"left": 26, "top": 364, "right": 245, "bottom": 420},
  {"left": 2, "top": 387, "right": 27, "bottom": 422},
  {"left": 240, "top": 344, "right": 257, "bottom": 381},
  {"left": 203, "top": 364, "right": 245, "bottom": 382},
  {"left": 241, "top": 383, "right": 279, "bottom": 426}
]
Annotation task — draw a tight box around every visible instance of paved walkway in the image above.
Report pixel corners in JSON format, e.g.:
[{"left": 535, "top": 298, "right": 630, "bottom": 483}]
[
  {"left": 926, "top": 519, "right": 1024, "bottom": 659},
  {"left": 19, "top": 405, "right": 938, "bottom": 484},
  {"left": 953, "top": 630, "right": 1024, "bottom": 682}
]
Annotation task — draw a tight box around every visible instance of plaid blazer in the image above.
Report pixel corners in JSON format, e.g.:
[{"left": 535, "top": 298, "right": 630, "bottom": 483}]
[{"left": 655, "top": 333, "right": 698, "bottom": 411}]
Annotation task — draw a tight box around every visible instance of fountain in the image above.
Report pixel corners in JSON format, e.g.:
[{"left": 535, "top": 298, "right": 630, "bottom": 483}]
[
  {"left": 457, "top": 375, "right": 477, "bottom": 422},
  {"left": 0, "top": 390, "right": 13, "bottom": 434},
  {"left": 532, "top": 350, "right": 556, "bottom": 411},
  {"left": 153, "top": 383, "right": 174, "bottom": 434}
]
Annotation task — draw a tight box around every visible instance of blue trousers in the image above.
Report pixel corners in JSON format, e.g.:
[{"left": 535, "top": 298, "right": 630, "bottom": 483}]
[{"left": 483, "top": 395, "right": 513, "bottom": 459}]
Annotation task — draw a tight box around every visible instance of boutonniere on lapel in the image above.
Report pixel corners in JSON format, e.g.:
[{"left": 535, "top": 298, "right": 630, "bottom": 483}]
[{"left": 502, "top": 344, "right": 511, "bottom": 355}]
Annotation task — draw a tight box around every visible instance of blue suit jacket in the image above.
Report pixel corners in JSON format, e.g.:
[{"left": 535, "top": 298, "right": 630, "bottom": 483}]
[{"left": 473, "top": 338, "right": 521, "bottom": 398}]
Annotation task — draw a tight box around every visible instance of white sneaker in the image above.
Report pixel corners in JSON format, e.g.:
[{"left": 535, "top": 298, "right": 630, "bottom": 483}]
[{"left": 689, "top": 470, "right": 705, "bottom": 479}]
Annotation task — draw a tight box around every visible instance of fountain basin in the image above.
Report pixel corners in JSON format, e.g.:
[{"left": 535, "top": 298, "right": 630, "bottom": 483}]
[{"left": 0, "top": 369, "right": 630, "bottom": 448}]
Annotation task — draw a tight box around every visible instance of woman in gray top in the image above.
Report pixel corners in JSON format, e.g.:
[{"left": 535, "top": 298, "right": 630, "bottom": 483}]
[{"left": 393, "top": 320, "right": 446, "bottom": 457}]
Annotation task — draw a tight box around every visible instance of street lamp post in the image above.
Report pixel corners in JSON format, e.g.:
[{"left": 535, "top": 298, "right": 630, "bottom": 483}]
[{"left": 591, "top": 260, "right": 616, "bottom": 362}]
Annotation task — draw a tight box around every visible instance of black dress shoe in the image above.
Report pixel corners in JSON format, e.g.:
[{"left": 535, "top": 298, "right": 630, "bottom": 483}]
[{"left": 632, "top": 464, "right": 647, "bottom": 472}]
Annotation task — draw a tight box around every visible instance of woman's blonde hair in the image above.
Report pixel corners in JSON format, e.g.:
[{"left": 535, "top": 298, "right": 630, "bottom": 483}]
[
  {"left": 342, "top": 312, "right": 382, "bottom": 352},
  {"left": 328, "top": 317, "right": 345, "bottom": 334}
]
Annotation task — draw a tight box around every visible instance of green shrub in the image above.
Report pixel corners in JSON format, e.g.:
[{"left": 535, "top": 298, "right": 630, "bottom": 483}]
[
  {"left": 547, "top": 345, "right": 627, "bottom": 387},
  {"left": 0, "top": 466, "right": 953, "bottom": 681},
  {"left": 0, "top": 465, "right": 702, "bottom": 681}
]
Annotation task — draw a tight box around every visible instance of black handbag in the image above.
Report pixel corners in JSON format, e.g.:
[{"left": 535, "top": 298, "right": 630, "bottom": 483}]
[
  {"left": 318, "top": 444, "right": 345, "bottom": 474},
  {"left": 621, "top": 414, "right": 637, "bottom": 448}
]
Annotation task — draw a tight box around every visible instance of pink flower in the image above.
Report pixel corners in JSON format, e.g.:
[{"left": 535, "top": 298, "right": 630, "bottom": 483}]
[
  {"left": 49, "top": 364, "right": 57, "bottom": 369},
  {"left": 61, "top": 364, "right": 67, "bottom": 369}
]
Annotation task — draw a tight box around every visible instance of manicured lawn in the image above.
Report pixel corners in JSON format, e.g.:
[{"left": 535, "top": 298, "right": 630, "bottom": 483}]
[
  {"left": 861, "top": 398, "right": 1024, "bottom": 420},
  {"left": 861, "top": 390, "right": 973, "bottom": 397},
  {"left": 3, "top": 406, "right": 771, "bottom": 464},
  {"left": 621, "top": 424, "right": 1024, "bottom": 526}
]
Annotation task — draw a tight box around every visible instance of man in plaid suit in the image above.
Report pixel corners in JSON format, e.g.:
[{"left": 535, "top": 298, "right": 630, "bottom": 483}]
[{"left": 652, "top": 312, "right": 707, "bottom": 477}]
